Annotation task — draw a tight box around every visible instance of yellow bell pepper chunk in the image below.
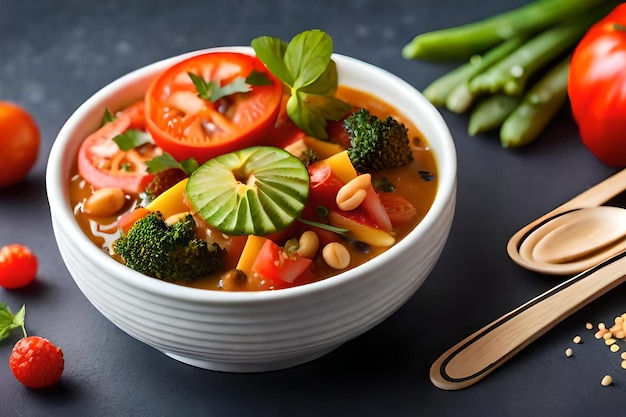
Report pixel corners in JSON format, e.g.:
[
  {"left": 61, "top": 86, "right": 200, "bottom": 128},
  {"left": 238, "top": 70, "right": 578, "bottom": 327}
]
[
  {"left": 146, "top": 178, "right": 189, "bottom": 219},
  {"left": 302, "top": 136, "right": 345, "bottom": 160},
  {"left": 327, "top": 211, "right": 395, "bottom": 247},
  {"left": 321, "top": 150, "right": 357, "bottom": 184},
  {"left": 236, "top": 235, "right": 268, "bottom": 273}
]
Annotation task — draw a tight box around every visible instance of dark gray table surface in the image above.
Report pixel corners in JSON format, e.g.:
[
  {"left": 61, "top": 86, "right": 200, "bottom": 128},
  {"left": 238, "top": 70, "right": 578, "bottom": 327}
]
[{"left": 2, "top": 1, "right": 624, "bottom": 416}]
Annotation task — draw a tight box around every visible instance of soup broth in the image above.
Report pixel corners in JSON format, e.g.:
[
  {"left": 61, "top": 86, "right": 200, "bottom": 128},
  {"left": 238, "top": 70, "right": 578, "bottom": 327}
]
[{"left": 69, "top": 85, "right": 438, "bottom": 291}]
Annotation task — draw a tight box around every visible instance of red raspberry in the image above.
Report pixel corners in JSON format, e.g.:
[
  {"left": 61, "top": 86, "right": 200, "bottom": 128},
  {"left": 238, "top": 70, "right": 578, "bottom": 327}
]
[{"left": 9, "top": 336, "right": 64, "bottom": 388}]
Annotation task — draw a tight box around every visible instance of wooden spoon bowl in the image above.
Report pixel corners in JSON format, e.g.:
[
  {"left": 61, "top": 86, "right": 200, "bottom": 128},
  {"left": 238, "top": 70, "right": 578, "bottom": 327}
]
[{"left": 508, "top": 169, "right": 626, "bottom": 275}]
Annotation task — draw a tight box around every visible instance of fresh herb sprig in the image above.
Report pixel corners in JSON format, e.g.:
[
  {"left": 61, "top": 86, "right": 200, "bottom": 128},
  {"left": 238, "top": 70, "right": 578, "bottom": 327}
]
[
  {"left": 189, "top": 70, "right": 271, "bottom": 102},
  {"left": 146, "top": 153, "right": 199, "bottom": 176},
  {"left": 251, "top": 29, "right": 351, "bottom": 139},
  {"left": 0, "top": 302, "right": 25, "bottom": 341},
  {"left": 101, "top": 108, "right": 153, "bottom": 151}
]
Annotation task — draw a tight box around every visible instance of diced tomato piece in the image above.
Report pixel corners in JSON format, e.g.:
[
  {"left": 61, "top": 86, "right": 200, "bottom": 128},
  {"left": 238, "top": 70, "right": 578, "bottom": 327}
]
[
  {"left": 251, "top": 239, "right": 312, "bottom": 284},
  {"left": 118, "top": 207, "right": 151, "bottom": 234},
  {"left": 304, "top": 161, "right": 343, "bottom": 217},
  {"left": 361, "top": 186, "right": 393, "bottom": 232},
  {"left": 379, "top": 192, "right": 418, "bottom": 226},
  {"left": 325, "top": 115, "right": 352, "bottom": 148}
]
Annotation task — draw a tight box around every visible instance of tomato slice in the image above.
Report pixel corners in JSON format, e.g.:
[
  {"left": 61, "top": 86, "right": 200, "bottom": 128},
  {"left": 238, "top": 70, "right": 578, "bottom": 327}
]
[
  {"left": 77, "top": 101, "right": 159, "bottom": 195},
  {"left": 145, "top": 52, "right": 284, "bottom": 164}
]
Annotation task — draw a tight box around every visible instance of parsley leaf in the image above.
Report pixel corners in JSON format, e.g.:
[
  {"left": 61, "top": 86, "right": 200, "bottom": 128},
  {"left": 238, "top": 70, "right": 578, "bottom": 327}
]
[
  {"left": 146, "top": 153, "right": 199, "bottom": 176},
  {"left": 112, "top": 129, "right": 153, "bottom": 151},
  {"left": 102, "top": 108, "right": 116, "bottom": 125},
  {"left": 246, "top": 69, "right": 272, "bottom": 86},
  {"left": 189, "top": 72, "right": 255, "bottom": 102},
  {"left": 251, "top": 29, "right": 351, "bottom": 139},
  {"left": 0, "top": 302, "right": 26, "bottom": 341}
]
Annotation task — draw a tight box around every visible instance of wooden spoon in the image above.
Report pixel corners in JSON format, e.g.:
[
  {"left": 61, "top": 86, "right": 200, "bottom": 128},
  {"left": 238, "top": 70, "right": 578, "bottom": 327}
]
[
  {"left": 430, "top": 169, "right": 626, "bottom": 390},
  {"left": 508, "top": 168, "right": 626, "bottom": 275},
  {"left": 430, "top": 250, "right": 626, "bottom": 390},
  {"left": 516, "top": 206, "right": 626, "bottom": 274}
]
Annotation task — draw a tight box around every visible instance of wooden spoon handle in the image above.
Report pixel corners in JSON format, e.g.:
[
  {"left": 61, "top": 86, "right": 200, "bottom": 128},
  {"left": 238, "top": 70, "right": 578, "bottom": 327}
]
[
  {"left": 562, "top": 168, "right": 626, "bottom": 210},
  {"left": 430, "top": 252, "right": 626, "bottom": 390}
]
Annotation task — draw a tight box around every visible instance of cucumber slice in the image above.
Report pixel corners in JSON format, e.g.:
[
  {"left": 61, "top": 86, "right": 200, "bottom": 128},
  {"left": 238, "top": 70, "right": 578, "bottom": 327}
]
[{"left": 186, "top": 146, "right": 310, "bottom": 236}]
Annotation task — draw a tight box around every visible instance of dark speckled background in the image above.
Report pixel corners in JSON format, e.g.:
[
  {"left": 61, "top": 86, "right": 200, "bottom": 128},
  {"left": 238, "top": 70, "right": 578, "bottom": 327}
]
[{"left": 1, "top": 1, "right": 624, "bottom": 416}]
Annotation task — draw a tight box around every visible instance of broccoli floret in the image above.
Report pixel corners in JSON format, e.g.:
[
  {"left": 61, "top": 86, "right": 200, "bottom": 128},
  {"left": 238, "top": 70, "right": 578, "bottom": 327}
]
[
  {"left": 343, "top": 109, "right": 414, "bottom": 173},
  {"left": 113, "top": 211, "right": 226, "bottom": 282}
]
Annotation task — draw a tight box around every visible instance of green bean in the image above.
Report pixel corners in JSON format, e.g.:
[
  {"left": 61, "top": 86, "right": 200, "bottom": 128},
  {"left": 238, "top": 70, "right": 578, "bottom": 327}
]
[
  {"left": 469, "top": 6, "right": 610, "bottom": 96},
  {"left": 401, "top": 0, "right": 605, "bottom": 61},
  {"left": 445, "top": 82, "right": 476, "bottom": 114},
  {"left": 468, "top": 94, "right": 521, "bottom": 136},
  {"left": 423, "top": 62, "right": 478, "bottom": 107},
  {"left": 500, "top": 57, "right": 570, "bottom": 148},
  {"left": 423, "top": 36, "right": 527, "bottom": 109}
]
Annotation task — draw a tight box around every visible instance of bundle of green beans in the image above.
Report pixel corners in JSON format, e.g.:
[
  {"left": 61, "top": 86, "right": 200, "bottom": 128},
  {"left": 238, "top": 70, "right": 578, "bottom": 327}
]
[{"left": 402, "top": 0, "right": 620, "bottom": 148}]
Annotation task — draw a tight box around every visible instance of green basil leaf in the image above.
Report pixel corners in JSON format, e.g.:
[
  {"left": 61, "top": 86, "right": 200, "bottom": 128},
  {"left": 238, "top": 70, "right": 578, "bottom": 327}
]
[
  {"left": 286, "top": 92, "right": 328, "bottom": 139},
  {"left": 287, "top": 91, "right": 351, "bottom": 139},
  {"left": 284, "top": 29, "right": 332, "bottom": 89},
  {"left": 251, "top": 36, "right": 292, "bottom": 85},
  {"left": 252, "top": 29, "right": 350, "bottom": 139},
  {"left": 299, "top": 59, "right": 339, "bottom": 96},
  {"left": 113, "top": 130, "right": 153, "bottom": 151}
]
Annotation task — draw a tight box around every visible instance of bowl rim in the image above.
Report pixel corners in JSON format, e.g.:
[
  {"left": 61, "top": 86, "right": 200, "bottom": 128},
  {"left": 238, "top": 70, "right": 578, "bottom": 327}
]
[{"left": 46, "top": 46, "right": 457, "bottom": 304}]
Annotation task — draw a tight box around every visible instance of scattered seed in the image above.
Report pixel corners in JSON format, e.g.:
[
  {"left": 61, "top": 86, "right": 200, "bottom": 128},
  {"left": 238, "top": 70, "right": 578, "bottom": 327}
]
[
  {"left": 573, "top": 335, "right": 582, "bottom": 344},
  {"left": 621, "top": 352, "right": 626, "bottom": 360},
  {"left": 622, "top": 360, "right": 626, "bottom": 370},
  {"left": 586, "top": 322, "right": 593, "bottom": 330},
  {"left": 601, "top": 375, "right": 613, "bottom": 387},
  {"left": 605, "top": 338, "right": 617, "bottom": 346},
  {"left": 565, "top": 348, "right": 573, "bottom": 357},
  {"left": 610, "top": 344, "right": 620, "bottom": 353}
]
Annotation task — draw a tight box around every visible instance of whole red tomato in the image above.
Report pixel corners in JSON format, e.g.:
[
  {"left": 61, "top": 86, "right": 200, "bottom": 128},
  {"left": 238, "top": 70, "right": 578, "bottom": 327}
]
[
  {"left": 0, "top": 244, "right": 38, "bottom": 288},
  {"left": 569, "top": 4, "right": 626, "bottom": 167},
  {"left": 0, "top": 102, "right": 40, "bottom": 186}
]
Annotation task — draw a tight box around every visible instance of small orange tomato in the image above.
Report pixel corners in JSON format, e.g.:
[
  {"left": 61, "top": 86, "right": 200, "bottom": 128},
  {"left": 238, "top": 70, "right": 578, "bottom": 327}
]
[{"left": 0, "top": 102, "right": 41, "bottom": 187}]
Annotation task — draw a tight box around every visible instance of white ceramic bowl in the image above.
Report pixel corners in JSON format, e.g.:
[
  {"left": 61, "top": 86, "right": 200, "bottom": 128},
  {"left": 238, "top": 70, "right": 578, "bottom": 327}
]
[{"left": 46, "top": 47, "right": 457, "bottom": 372}]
